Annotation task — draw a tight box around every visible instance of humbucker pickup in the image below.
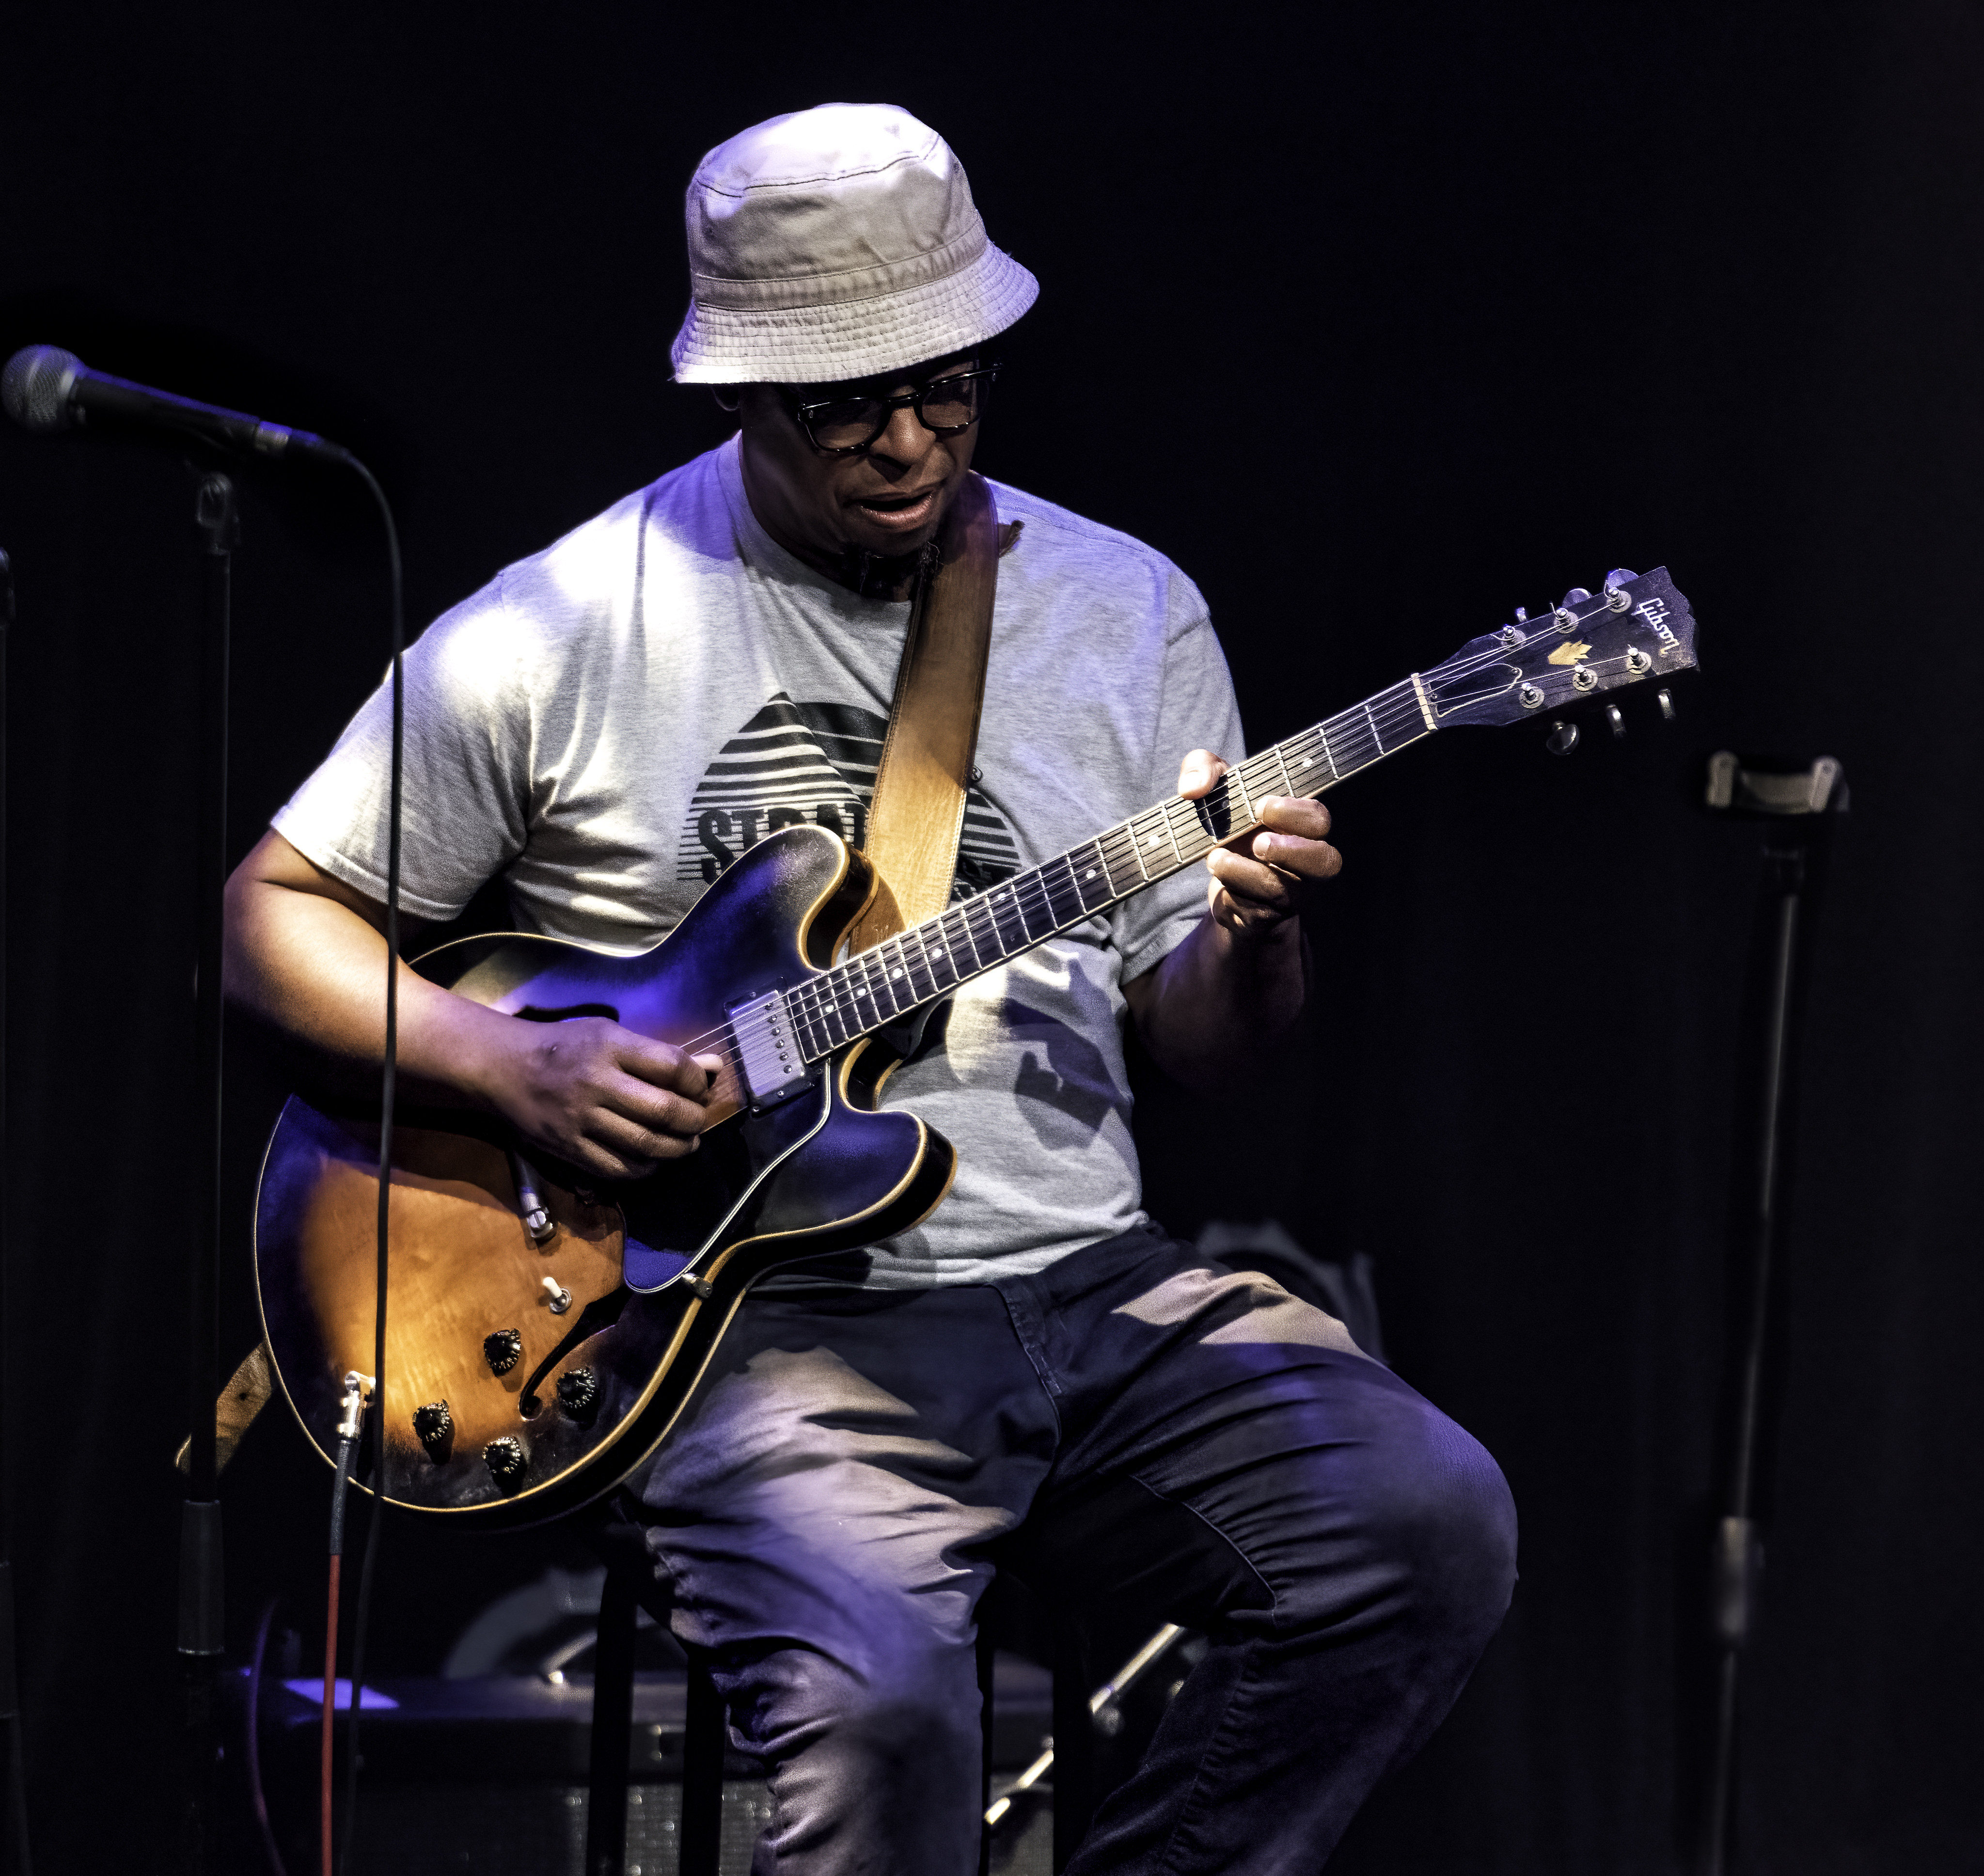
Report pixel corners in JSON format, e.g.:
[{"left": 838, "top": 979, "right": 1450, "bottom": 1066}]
[{"left": 726, "top": 989, "right": 813, "bottom": 1109}]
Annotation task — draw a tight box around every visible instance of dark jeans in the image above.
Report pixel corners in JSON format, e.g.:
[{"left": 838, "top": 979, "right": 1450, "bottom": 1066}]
[{"left": 630, "top": 1224, "right": 1516, "bottom": 1874}]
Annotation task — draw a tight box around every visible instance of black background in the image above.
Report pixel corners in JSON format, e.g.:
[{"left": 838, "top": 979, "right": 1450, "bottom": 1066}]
[{"left": 3, "top": 2, "right": 1980, "bottom": 1870}]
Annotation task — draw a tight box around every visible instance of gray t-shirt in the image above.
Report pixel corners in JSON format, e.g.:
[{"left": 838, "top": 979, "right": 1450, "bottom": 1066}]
[{"left": 275, "top": 436, "right": 1244, "bottom": 1287}]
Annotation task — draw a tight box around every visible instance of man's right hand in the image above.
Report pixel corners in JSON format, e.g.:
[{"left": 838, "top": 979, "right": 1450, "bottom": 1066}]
[
  {"left": 477, "top": 1016, "right": 720, "bottom": 1182},
  {"left": 226, "top": 830, "right": 724, "bottom": 1183}
]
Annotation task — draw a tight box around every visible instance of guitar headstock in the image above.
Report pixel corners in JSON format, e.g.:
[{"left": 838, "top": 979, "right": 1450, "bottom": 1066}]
[{"left": 1421, "top": 567, "right": 1698, "bottom": 728}]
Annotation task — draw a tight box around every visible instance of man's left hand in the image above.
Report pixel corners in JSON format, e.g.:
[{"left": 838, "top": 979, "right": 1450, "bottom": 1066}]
[{"left": 1177, "top": 749, "right": 1342, "bottom": 938}]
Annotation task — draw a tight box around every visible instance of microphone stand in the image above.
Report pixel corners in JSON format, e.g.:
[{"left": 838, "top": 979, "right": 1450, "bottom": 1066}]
[
  {"left": 178, "top": 474, "right": 236, "bottom": 1876},
  {"left": 1698, "top": 750, "right": 1845, "bottom": 1876},
  {"left": 0, "top": 547, "right": 31, "bottom": 1876}
]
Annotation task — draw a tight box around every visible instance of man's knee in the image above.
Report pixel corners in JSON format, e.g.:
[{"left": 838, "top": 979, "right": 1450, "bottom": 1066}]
[
  {"left": 1347, "top": 1387, "right": 1516, "bottom": 1645},
  {"left": 1261, "top": 1380, "right": 1516, "bottom": 1650},
  {"left": 720, "top": 1634, "right": 982, "bottom": 1776}
]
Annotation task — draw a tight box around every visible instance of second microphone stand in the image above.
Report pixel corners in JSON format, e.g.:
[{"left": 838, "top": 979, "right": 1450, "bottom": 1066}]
[{"left": 178, "top": 472, "right": 235, "bottom": 1876}]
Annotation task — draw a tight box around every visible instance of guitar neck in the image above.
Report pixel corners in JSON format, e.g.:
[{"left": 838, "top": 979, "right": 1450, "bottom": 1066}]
[{"left": 785, "top": 674, "right": 1437, "bottom": 1063}]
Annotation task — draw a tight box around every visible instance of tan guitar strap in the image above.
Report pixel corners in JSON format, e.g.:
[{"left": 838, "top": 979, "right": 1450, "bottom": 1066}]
[{"left": 846, "top": 471, "right": 1015, "bottom": 954}]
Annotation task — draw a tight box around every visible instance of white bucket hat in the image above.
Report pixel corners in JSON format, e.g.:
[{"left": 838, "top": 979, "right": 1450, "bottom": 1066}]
[{"left": 669, "top": 103, "right": 1039, "bottom": 386}]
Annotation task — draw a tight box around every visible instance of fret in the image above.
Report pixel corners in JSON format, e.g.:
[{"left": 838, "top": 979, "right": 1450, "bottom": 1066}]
[
  {"left": 1070, "top": 838, "right": 1112, "bottom": 913},
  {"left": 1313, "top": 723, "right": 1339, "bottom": 782},
  {"left": 1010, "top": 873, "right": 1044, "bottom": 942},
  {"left": 818, "top": 983, "right": 850, "bottom": 1048},
  {"left": 1224, "top": 762, "right": 1253, "bottom": 824},
  {"left": 923, "top": 920, "right": 961, "bottom": 990},
  {"left": 791, "top": 996, "right": 826, "bottom": 1061},
  {"left": 1125, "top": 808, "right": 1165, "bottom": 878},
  {"left": 1237, "top": 753, "right": 1274, "bottom": 816},
  {"left": 943, "top": 902, "right": 984, "bottom": 975},
  {"left": 876, "top": 936, "right": 913, "bottom": 1011},
  {"left": 1099, "top": 821, "right": 1142, "bottom": 897},
  {"left": 960, "top": 891, "right": 1001, "bottom": 968},
  {"left": 845, "top": 956, "right": 882, "bottom": 1027},
  {"left": 1042, "top": 853, "right": 1086, "bottom": 927},
  {"left": 1167, "top": 796, "right": 1213, "bottom": 866},
  {"left": 838, "top": 956, "right": 869, "bottom": 1025},
  {"left": 987, "top": 877, "right": 1031, "bottom": 951},
  {"left": 892, "top": 927, "right": 926, "bottom": 1002},
  {"left": 1270, "top": 741, "right": 1298, "bottom": 798},
  {"left": 865, "top": 947, "right": 901, "bottom": 1021}
]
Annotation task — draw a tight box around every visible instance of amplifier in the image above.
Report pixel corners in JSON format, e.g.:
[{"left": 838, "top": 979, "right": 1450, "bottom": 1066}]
[{"left": 244, "top": 1661, "right": 1056, "bottom": 1875}]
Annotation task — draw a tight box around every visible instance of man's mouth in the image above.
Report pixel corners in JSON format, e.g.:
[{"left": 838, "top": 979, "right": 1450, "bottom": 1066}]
[{"left": 852, "top": 485, "right": 944, "bottom": 529}]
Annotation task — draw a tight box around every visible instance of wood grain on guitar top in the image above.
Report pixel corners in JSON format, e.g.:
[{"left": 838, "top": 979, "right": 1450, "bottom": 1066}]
[{"left": 254, "top": 824, "right": 952, "bottom": 1529}]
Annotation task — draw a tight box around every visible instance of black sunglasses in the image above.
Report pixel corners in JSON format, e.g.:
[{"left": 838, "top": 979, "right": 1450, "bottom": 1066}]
[{"left": 787, "top": 366, "right": 999, "bottom": 455}]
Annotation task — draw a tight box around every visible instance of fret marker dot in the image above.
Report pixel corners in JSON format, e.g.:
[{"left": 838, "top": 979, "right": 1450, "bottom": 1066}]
[
  {"left": 1300, "top": 757, "right": 1311, "bottom": 767},
  {"left": 891, "top": 967, "right": 904, "bottom": 980},
  {"left": 1147, "top": 834, "right": 1161, "bottom": 848},
  {"left": 1086, "top": 869, "right": 1097, "bottom": 879}
]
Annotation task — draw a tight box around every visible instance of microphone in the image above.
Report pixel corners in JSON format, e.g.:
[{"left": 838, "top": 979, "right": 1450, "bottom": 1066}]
[{"left": 1, "top": 344, "right": 350, "bottom": 464}]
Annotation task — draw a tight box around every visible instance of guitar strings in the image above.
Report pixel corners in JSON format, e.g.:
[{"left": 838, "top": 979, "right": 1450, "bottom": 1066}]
[
  {"left": 780, "top": 633, "right": 1665, "bottom": 1048},
  {"left": 644, "top": 626, "right": 1668, "bottom": 1076}
]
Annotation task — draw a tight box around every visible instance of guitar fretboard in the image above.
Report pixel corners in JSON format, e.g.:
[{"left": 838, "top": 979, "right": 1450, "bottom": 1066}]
[{"left": 783, "top": 676, "right": 1437, "bottom": 1061}]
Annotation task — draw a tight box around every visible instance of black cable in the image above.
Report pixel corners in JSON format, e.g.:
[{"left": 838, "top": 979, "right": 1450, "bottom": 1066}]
[
  {"left": 332, "top": 457, "right": 403, "bottom": 1876},
  {"left": 247, "top": 1597, "right": 290, "bottom": 1876}
]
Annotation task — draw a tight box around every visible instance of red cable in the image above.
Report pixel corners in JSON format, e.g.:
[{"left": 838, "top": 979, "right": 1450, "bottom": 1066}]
[{"left": 322, "top": 1553, "right": 341, "bottom": 1876}]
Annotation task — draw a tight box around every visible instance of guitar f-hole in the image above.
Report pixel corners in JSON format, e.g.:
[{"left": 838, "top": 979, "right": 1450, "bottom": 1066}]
[{"left": 516, "top": 1286, "right": 631, "bottom": 1418}]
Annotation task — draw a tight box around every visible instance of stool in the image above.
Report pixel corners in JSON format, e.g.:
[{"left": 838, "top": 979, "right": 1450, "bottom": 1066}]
[
  {"left": 583, "top": 1528, "right": 1098, "bottom": 1876},
  {"left": 583, "top": 1516, "right": 726, "bottom": 1876}
]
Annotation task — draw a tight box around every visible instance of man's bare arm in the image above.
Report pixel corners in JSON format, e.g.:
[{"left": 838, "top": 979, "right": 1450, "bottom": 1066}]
[
  {"left": 223, "top": 830, "right": 714, "bottom": 1179},
  {"left": 1122, "top": 751, "right": 1338, "bottom": 1090}
]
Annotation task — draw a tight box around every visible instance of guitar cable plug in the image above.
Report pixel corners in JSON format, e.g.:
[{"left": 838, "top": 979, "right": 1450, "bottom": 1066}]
[{"left": 322, "top": 1371, "right": 373, "bottom": 1876}]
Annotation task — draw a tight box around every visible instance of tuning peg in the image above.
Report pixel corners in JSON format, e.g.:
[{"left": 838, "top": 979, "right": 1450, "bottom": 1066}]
[
  {"left": 1603, "top": 568, "right": 1638, "bottom": 612},
  {"left": 1545, "top": 720, "right": 1580, "bottom": 756},
  {"left": 1657, "top": 689, "right": 1675, "bottom": 720},
  {"left": 1606, "top": 705, "right": 1625, "bottom": 739},
  {"left": 1560, "top": 586, "right": 1592, "bottom": 606}
]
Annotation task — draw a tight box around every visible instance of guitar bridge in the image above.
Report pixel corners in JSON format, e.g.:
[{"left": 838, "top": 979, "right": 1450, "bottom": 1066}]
[{"left": 726, "top": 989, "right": 814, "bottom": 1110}]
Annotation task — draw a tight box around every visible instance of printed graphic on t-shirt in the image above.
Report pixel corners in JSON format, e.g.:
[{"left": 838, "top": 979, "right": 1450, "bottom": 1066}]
[{"left": 676, "top": 693, "right": 1021, "bottom": 899}]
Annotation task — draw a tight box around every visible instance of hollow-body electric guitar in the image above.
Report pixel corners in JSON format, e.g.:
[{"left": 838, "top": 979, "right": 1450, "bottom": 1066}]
[{"left": 256, "top": 567, "right": 1700, "bottom": 1529}]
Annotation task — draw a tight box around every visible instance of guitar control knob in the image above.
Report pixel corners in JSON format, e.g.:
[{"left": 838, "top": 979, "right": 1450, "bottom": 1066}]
[
  {"left": 556, "top": 1368, "right": 599, "bottom": 1419},
  {"left": 484, "top": 1329, "right": 523, "bottom": 1375},
  {"left": 412, "top": 1401, "right": 453, "bottom": 1456},
  {"left": 484, "top": 1435, "right": 527, "bottom": 1485}
]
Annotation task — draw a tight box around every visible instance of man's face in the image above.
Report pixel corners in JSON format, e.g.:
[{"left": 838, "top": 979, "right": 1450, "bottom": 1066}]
[{"left": 734, "top": 351, "right": 983, "bottom": 570}]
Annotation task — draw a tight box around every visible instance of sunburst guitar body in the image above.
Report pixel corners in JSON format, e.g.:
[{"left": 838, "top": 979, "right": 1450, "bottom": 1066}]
[{"left": 255, "top": 825, "right": 953, "bottom": 1531}]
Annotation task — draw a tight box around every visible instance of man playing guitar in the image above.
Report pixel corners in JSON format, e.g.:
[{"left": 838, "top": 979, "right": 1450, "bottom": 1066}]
[{"left": 225, "top": 104, "right": 1515, "bottom": 1875}]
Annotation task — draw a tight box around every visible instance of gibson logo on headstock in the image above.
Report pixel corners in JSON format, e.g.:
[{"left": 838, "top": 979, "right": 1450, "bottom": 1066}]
[
  {"left": 1546, "top": 640, "right": 1593, "bottom": 666},
  {"left": 1633, "top": 595, "right": 1681, "bottom": 654}
]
